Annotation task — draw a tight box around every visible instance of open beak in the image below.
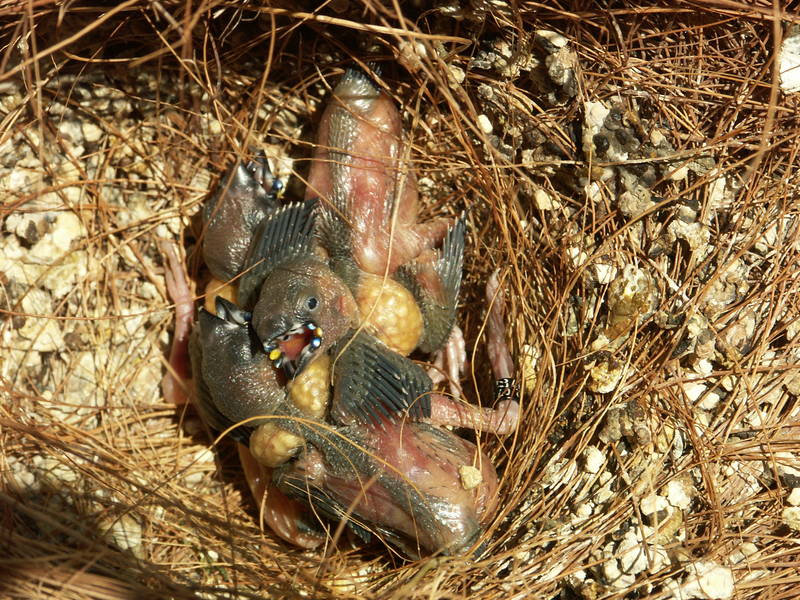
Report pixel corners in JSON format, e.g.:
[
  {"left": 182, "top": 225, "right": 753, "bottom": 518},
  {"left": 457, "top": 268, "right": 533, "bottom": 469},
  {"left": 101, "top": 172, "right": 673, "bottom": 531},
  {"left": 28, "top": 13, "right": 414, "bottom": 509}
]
[{"left": 260, "top": 318, "right": 324, "bottom": 379}]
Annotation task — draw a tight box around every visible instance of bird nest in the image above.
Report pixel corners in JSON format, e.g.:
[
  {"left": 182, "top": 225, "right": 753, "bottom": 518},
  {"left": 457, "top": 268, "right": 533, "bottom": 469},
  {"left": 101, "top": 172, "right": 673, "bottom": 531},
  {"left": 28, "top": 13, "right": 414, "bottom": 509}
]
[{"left": 2, "top": 2, "right": 800, "bottom": 598}]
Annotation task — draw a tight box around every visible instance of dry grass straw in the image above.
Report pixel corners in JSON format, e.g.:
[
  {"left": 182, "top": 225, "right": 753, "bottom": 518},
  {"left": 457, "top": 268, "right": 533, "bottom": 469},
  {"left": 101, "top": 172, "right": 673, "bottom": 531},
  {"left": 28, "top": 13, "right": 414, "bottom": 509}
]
[{"left": 2, "top": 1, "right": 800, "bottom": 598}]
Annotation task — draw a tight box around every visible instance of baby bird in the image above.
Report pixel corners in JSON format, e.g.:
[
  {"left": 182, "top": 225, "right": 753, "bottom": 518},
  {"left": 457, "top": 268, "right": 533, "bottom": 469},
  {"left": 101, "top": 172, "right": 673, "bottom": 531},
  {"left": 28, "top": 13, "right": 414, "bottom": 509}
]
[
  {"left": 307, "top": 68, "right": 464, "bottom": 359},
  {"left": 274, "top": 418, "right": 499, "bottom": 557},
  {"left": 202, "top": 152, "right": 282, "bottom": 285}
]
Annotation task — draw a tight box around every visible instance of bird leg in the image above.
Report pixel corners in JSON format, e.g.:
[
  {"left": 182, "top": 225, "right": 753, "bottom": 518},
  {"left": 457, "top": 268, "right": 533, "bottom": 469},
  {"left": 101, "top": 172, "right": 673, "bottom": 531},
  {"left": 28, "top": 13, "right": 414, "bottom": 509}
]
[
  {"left": 426, "top": 269, "right": 520, "bottom": 435},
  {"left": 160, "top": 240, "right": 195, "bottom": 405},
  {"left": 237, "top": 444, "right": 325, "bottom": 549},
  {"left": 427, "top": 325, "right": 466, "bottom": 398},
  {"left": 485, "top": 269, "right": 515, "bottom": 381},
  {"left": 427, "top": 394, "right": 519, "bottom": 436}
]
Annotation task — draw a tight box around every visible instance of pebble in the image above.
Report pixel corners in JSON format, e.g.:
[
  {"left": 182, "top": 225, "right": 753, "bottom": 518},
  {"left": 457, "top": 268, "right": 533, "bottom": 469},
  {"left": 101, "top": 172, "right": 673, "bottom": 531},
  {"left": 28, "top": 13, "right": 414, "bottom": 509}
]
[
  {"left": 567, "top": 245, "right": 589, "bottom": 268},
  {"left": 779, "top": 31, "right": 800, "bottom": 93},
  {"left": 82, "top": 122, "right": 104, "bottom": 143},
  {"left": 640, "top": 493, "right": 668, "bottom": 516},
  {"left": 674, "top": 561, "right": 734, "bottom": 599},
  {"left": 536, "top": 30, "right": 568, "bottom": 49},
  {"left": 533, "top": 188, "right": 557, "bottom": 210},
  {"left": 102, "top": 512, "right": 144, "bottom": 558},
  {"left": 682, "top": 382, "right": 707, "bottom": 404},
  {"left": 665, "top": 479, "right": 693, "bottom": 510},
  {"left": 582, "top": 445, "right": 604, "bottom": 474},
  {"left": 606, "top": 265, "right": 657, "bottom": 332},
  {"left": 18, "top": 288, "right": 64, "bottom": 352},
  {"left": 669, "top": 219, "right": 710, "bottom": 253},
  {"left": 588, "top": 359, "right": 624, "bottom": 394},
  {"left": 57, "top": 119, "right": 84, "bottom": 145},
  {"left": 787, "top": 488, "right": 800, "bottom": 506},
  {"left": 707, "top": 175, "right": 728, "bottom": 208},
  {"left": 783, "top": 506, "right": 800, "bottom": 530},
  {"left": 593, "top": 263, "right": 617, "bottom": 285},
  {"left": 447, "top": 65, "right": 465, "bottom": 86},
  {"left": 728, "top": 542, "right": 758, "bottom": 565},
  {"left": 477, "top": 114, "right": 493, "bottom": 134},
  {"left": 183, "top": 448, "right": 216, "bottom": 486}
]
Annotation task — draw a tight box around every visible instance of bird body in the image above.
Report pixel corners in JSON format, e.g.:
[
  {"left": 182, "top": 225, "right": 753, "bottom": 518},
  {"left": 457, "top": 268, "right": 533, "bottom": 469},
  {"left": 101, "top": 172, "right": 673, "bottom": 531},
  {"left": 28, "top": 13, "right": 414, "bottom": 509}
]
[
  {"left": 275, "top": 419, "right": 498, "bottom": 556},
  {"left": 309, "top": 68, "right": 464, "bottom": 358},
  {"left": 161, "top": 68, "right": 519, "bottom": 557}
]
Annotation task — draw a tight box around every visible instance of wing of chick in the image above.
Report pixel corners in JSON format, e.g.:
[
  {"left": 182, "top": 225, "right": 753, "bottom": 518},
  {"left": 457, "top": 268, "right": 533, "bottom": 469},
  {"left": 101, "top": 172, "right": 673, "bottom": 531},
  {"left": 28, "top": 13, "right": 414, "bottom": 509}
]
[
  {"left": 274, "top": 419, "right": 498, "bottom": 557},
  {"left": 396, "top": 216, "right": 466, "bottom": 353},
  {"left": 202, "top": 152, "right": 282, "bottom": 282},
  {"left": 329, "top": 330, "right": 432, "bottom": 427},
  {"left": 310, "top": 68, "right": 451, "bottom": 281},
  {"left": 236, "top": 198, "right": 317, "bottom": 309}
]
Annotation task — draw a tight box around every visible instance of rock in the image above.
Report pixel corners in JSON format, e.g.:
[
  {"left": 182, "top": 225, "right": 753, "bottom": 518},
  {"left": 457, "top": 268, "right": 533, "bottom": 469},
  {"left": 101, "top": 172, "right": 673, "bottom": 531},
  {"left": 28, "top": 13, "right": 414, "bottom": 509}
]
[
  {"left": 683, "top": 382, "right": 707, "bottom": 404},
  {"left": 101, "top": 512, "right": 144, "bottom": 558},
  {"left": 477, "top": 114, "right": 493, "bottom": 134},
  {"left": 42, "top": 250, "right": 89, "bottom": 298},
  {"left": 677, "top": 561, "right": 734, "bottom": 599},
  {"left": 534, "top": 188, "right": 558, "bottom": 210},
  {"left": 781, "top": 506, "right": 800, "bottom": 531},
  {"left": 592, "top": 263, "right": 617, "bottom": 285},
  {"left": 82, "top": 121, "right": 104, "bottom": 143},
  {"left": 668, "top": 219, "right": 710, "bottom": 253},
  {"left": 29, "top": 212, "right": 86, "bottom": 261},
  {"left": 582, "top": 446, "right": 604, "bottom": 474},
  {"left": 779, "top": 30, "right": 800, "bottom": 93},
  {"left": 606, "top": 265, "right": 657, "bottom": 335},
  {"left": 447, "top": 65, "right": 465, "bottom": 86},
  {"left": 588, "top": 358, "right": 624, "bottom": 394},
  {"left": 665, "top": 479, "right": 693, "bottom": 510},
  {"left": 535, "top": 30, "right": 568, "bottom": 50},
  {"left": 18, "top": 288, "right": 63, "bottom": 352},
  {"left": 640, "top": 494, "right": 668, "bottom": 516},
  {"left": 728, "top": 542, "right": 759, "bottom": 566}
]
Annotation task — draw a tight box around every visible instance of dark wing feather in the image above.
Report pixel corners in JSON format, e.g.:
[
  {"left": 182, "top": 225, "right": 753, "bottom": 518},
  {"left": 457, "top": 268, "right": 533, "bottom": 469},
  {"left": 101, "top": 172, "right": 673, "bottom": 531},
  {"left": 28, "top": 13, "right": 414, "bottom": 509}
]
[
  {"left": 397, "top": 216, "right": 466, "bottom": 353},
  {"left": 331, "top": 331, "right": 432, "bottom": 427},
  {"left": 237, "top": 198, "right": 316, "bottom": 308}
]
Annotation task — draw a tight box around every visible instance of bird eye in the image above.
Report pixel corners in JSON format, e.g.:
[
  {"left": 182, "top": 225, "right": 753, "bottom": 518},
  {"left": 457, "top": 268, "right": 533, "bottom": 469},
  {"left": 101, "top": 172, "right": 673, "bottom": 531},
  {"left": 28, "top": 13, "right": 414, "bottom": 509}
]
[{"left": 306, "top": 297, "right": 318, "bottom": 310}]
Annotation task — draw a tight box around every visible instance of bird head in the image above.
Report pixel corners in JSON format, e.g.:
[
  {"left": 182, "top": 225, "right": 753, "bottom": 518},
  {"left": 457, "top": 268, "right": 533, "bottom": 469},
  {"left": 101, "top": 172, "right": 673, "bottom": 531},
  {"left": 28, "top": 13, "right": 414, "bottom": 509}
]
[{"left": 252, "top": 258, "right": 357, "bottom": 379}]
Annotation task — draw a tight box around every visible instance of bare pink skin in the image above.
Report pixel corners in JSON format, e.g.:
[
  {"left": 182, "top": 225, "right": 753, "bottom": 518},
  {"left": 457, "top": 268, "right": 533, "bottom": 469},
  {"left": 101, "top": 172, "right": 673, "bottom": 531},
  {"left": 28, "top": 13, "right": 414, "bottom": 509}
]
[
  {"left": 160, "top": 240, "right": 194, "bottom": 406},
  {"left": 159, "top": 241, "right": 322, "bottom": 548},
  {"left": 485, "top": 270, "right": 514, "bottom": 380},
  {"left": 282, "top": 419, "right": 498, "bottom": 555},
  {"left": 428, "top": 395, "right": 519, "bottom": 436},
  {"left": 426, "top": 270, "right": 520, "bottom": 435},
  {"left": 309, "top": 72, "right": 465, "bottom": 385},
  {"left": 428, "top": 325, "right": 466, "bottom": 397},
  {"left": 237, "top": 444, "right": 324, "bottom": 549},
  {"left": 307, "top": 72, "right": 451, "bottom": 276}
]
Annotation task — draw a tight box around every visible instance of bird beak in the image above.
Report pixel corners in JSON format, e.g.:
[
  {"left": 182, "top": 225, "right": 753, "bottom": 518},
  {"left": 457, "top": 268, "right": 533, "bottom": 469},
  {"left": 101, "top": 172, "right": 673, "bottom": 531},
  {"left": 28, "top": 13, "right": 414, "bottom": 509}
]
[{"left": 258, "top": 316, "right": 324, "bottom": 379}]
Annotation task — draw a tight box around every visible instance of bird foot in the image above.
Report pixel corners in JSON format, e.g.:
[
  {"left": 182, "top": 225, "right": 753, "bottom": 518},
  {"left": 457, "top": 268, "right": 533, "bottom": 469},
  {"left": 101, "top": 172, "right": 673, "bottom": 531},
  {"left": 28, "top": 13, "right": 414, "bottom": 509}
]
[
  {"left": 160, "top": 239, "right": 195, "bottom": 405},
  {"left": 428, "top": 393, "right": 519, "bottom": 435},
  {"left": 485, "top": 269, "right": 515, "bottom": 381},
  {"left": 428, "top": 325, "right": 466, "bottom": 398}
]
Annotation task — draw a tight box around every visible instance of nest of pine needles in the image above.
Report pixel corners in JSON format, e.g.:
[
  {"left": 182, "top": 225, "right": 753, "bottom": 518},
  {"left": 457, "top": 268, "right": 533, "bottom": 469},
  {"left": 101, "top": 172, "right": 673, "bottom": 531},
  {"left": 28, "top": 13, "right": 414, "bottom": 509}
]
[{"left": 2, "top": 2, "right": 800, "bottom": 598}]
